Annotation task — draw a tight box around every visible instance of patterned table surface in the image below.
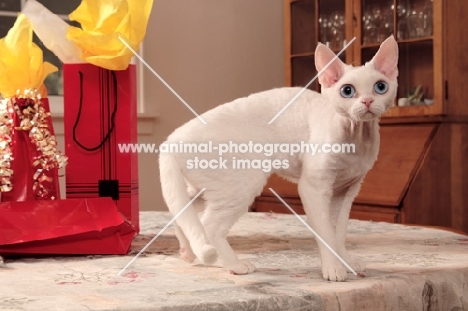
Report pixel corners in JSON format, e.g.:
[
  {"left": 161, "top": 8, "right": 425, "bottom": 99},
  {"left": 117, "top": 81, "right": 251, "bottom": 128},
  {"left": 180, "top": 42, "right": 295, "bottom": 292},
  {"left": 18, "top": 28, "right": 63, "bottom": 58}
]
[{"left": 1, "top": 211, "right": 468, "bottom": 311}]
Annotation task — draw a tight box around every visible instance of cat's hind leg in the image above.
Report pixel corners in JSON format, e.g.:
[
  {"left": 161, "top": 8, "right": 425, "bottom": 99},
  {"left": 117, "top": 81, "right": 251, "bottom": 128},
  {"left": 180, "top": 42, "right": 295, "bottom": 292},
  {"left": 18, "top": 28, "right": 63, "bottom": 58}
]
[
  {"left": 199, "top": 175, "right": 266, "bottom": 275},
  {"left": 184, "top": 167, "right": 266, "bottom": 274},
  {"left": 160, "top": 153, "right": 217, "bottom": 265},
  {"left": 175, "top": 223, "right": 196, "bottom": 263},
  {"left": 201, "top": 204, "right": 256, "bottom": 275},
  {"left": 176, "top": 184, "right": 207, "bottom": 263}
]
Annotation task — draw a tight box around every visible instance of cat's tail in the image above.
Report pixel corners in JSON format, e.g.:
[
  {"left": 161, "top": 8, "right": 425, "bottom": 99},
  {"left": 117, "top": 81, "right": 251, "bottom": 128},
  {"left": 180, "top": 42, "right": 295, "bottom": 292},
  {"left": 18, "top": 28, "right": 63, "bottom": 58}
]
[{"left": 159, "top": 153, "right": 218, "bottom": 265}]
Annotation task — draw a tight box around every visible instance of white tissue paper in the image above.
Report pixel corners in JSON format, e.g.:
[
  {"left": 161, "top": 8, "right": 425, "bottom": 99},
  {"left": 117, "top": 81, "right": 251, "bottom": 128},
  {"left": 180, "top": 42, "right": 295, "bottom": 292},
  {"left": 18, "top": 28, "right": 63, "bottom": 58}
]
[{"left": 22, "top": 0, "right": 83, "bottom": 64}]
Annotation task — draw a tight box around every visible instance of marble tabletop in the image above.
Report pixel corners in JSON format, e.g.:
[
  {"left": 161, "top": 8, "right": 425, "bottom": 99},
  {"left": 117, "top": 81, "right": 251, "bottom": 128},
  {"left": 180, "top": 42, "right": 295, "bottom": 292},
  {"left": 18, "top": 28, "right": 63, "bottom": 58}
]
[{"left": 1, "top": 211, "right": 467, "bottom": 310}]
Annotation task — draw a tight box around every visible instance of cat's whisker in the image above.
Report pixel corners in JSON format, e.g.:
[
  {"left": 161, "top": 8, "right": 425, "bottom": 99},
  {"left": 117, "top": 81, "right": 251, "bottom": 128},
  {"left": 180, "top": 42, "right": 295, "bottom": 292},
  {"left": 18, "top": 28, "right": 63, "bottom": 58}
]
[{"left": 268, "top": 188, "right": 359, "bottom": 277}]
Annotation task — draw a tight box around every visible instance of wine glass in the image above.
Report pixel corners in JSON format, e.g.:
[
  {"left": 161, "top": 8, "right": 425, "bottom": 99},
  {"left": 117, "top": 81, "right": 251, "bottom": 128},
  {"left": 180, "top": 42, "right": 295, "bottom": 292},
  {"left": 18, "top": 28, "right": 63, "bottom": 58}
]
[
  {"left": 319, "top": 14, "right": 329, "bottom": 46},
  {"left": 422, "top": 0, "right": 433, "bottom": 37},
  {"left": 330, "top": 12, "right": 345, "bottom": 50},
  {"left": 380, "top": 5, "right": 394, "bottom": 41},
  {"left": 362, "top": 8, "right": 376, "bottom": 45},
  {"left": 396, "top": 0, "right": 409, "bottom": 40}
]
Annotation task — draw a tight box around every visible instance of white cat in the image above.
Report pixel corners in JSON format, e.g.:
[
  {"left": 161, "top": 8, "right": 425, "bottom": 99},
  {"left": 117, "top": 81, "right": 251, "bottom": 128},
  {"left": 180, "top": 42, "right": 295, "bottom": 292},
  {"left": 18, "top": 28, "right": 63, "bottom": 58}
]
[{"left": 159, "top": 36, "right": 398, "bottom": 281}]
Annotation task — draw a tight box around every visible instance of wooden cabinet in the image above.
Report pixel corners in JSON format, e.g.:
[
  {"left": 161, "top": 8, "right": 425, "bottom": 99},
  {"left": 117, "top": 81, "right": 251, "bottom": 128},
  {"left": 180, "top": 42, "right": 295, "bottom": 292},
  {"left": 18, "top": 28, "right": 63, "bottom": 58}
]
[
  {"left": 286, "top": 0, "right": 351, "bottom": 92},
  {"left": 284, "top": 0, "right": 467, "bottom": 118},
  {"left": 253, "top": 0, "right": 468, "bottom": 233}
]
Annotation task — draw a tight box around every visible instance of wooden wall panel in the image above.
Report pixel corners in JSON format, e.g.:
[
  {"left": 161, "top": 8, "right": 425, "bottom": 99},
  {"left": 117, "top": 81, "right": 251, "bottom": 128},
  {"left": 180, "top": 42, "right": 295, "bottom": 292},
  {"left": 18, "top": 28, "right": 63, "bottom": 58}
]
[
  {"left": 354, "top": 125, "right": 437, "bottom": 206},
  {"left": 450, "top": 123, "right": 468, "bottom": 233},
  {"left": 402, "top": 124, "right": 452, "bottom": 228}
]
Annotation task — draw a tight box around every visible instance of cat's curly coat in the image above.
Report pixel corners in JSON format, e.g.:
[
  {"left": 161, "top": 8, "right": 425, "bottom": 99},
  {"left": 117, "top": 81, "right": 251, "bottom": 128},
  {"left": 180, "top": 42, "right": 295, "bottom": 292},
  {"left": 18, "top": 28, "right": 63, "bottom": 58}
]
[{"left": 159, "top": 36, "right": 398, "bottom": 281}]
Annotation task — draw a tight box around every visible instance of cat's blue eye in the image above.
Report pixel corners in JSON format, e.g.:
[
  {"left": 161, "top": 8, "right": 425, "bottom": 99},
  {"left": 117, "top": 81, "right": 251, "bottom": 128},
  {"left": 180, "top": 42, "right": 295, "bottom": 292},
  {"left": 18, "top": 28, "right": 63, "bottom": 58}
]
[
  {"left": 374, "top": 81, "right": 388, "bottom": 94},
  {"left": 340, "top": 85, "right": 355, "bottom": 98}
]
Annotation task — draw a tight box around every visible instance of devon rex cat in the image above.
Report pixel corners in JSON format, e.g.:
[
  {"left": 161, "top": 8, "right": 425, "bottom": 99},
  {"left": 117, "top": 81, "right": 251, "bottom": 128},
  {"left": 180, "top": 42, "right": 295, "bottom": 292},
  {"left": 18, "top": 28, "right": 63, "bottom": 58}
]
[{"left": 159, "top": 36, "right": 398, "bottom": 281}]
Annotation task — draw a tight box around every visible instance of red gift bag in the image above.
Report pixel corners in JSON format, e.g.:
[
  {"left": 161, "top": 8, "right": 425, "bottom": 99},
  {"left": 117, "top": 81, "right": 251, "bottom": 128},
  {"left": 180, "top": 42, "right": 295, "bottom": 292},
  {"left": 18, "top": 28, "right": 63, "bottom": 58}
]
[
  {"left": 0, "top": 198, "right": 136, "bottom": 255},
  {"left": 0, "top": 95, "right": 62, "bottom": 202},
  {"left": 63, "top": 64, "right": 139, "bottom": 232}
]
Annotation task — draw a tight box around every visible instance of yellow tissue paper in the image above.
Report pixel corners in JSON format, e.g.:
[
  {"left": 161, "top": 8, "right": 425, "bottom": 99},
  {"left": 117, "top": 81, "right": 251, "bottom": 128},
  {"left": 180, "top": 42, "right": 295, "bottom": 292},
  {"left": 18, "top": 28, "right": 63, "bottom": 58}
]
[
  {"left": 0, "top": 14, "right": 57, "bottom": 98},
  {"left": 67, "top": 0, "right": 154, "bottom": 71}
]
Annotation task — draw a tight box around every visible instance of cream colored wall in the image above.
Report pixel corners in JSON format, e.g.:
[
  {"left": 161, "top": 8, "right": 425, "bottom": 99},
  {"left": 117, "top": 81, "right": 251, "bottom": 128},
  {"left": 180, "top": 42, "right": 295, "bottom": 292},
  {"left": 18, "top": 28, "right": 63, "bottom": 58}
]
[{"left": 138, "top": 0, "right": 285, "bottom": 211}]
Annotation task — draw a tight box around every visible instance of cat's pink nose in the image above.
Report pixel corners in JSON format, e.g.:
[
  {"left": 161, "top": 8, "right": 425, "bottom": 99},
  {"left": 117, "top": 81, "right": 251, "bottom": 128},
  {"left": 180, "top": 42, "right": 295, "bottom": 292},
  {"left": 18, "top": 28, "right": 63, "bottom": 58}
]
[{"left": 361, "top": 98, "right": 374, "bottom": 108}]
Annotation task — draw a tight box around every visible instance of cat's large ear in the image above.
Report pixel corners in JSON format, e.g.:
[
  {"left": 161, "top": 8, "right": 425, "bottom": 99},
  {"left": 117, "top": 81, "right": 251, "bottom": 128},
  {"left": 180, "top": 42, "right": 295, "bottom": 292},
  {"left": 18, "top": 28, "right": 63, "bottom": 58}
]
[
  {"left": 315, "top": 43, "right": 345, "bottom": 88},
  {"left": 370, "top": 36, "right": 399, "bottom": 80}
]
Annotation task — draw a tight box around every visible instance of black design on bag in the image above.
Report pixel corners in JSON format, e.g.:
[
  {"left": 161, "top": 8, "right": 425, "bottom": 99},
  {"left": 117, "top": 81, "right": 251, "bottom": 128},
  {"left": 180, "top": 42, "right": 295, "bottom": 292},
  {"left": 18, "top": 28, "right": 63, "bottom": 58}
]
[{"left": 73, "top": 70, "right": 120, "bottom": 201}]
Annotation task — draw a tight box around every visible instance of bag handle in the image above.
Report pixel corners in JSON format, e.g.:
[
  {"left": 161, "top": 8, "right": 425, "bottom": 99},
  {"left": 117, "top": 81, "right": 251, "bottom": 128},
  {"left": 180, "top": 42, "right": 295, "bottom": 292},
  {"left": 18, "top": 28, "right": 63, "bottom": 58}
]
[{"left": 73, "top": 70, "right": 118, "bottom": 152}]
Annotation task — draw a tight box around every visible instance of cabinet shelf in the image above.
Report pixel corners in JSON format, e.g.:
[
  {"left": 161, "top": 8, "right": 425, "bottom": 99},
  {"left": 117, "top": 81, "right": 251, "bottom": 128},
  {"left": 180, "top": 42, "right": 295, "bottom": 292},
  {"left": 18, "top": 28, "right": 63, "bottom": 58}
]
[
  {"left": 291, "top": 52, "right": 315, "bottom": 58},
  {"left": 361, "top": 36, "right": 433, "bottom": 49},
  {"left": 396, "top": 36, "right": 434, "bottom": 45},
  {"left": 383, "top": 102, "right": 440, "bottom": 118}
]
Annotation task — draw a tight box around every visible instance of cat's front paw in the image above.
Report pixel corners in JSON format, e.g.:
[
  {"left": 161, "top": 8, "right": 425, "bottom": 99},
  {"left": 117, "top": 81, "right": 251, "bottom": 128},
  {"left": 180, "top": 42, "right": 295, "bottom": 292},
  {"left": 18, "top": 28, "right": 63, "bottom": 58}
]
[
  {"left": 179, "top": 247, "right": 196, "bottom": 263},
  {"left": 227, "top": 259, "right": 256, "bottom": 275},
  {"left": 322, "top": 262, "right": 347, "bottom": 282},
  {"left": 347, "top": 256, "right": 366, "bottom": 272}
]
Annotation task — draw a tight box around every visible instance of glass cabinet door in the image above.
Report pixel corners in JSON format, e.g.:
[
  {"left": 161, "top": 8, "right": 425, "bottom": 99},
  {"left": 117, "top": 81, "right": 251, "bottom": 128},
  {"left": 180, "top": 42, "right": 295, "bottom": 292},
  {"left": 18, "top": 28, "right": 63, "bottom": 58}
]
[
  {"left": 361, "top": 0, "right": 394, "bottom": 46},
  {"left": 359, "top": 0, "right": 437, "bottom": 116},
  {"left": 318, "top": 0, "right": 346, "bottom": 52},
  {"left": 287, "top": 0, "right": 348, "bottom": 92}
]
